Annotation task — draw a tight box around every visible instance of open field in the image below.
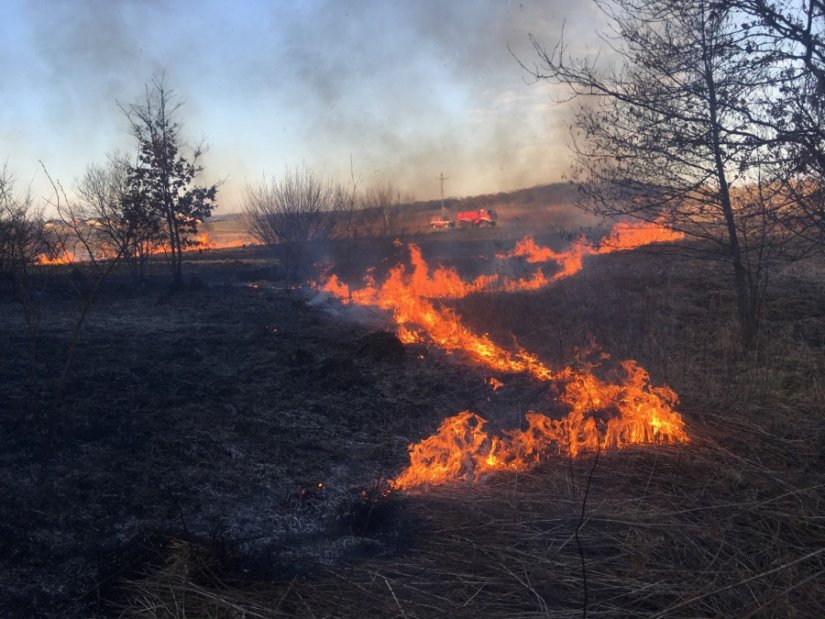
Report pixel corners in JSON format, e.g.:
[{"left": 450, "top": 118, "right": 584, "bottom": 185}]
[
  {"left": 1, "top": 223, "right": 824, "bottom": 616},
  {"left": 201, "top": 183, "right": 597, "bottom": 249}
]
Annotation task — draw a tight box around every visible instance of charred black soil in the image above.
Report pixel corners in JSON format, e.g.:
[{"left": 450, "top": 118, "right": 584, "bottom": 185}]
[{"left": 0, "top": 242, "right": 556, "bottom": 617}]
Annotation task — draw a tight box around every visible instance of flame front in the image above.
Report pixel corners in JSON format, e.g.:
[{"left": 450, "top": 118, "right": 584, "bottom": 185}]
[
  {"left": 392, "top": 360, "right": 686, "bottom": 490},
  {"left": 35, "top": 229, "right": 248, "bottom": 265},
  {"left": 37, "top": 249, "right": 75, "bottom": 265},
  {"left": 499, "top": 220, "right": 685, "bottom": 282},
  {"left": 318, "top": 220, "right": 690, "bottom": 490}
]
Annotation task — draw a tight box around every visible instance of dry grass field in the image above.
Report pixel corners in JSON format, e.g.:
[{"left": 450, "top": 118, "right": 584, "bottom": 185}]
[{"left": 1, "top": 205, "right": 824, "bottom": 616}]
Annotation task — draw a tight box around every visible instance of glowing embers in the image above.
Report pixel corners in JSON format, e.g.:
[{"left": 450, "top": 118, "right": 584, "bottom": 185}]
[{"left": 391, "top": 360, "right": 688, "bottom": 490}]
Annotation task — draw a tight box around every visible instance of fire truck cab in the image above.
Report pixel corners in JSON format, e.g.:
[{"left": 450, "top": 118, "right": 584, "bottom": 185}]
[{"left": 457, "top": 208, "right": 497, "bottom": 227}]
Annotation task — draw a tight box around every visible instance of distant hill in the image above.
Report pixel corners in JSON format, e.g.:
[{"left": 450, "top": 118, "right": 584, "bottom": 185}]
[
  {"left": 405, "top": 182, "right": 580, "bottom": 213},
  {"left": 209, "top": 182, "right": 580, "bottom": 221}
]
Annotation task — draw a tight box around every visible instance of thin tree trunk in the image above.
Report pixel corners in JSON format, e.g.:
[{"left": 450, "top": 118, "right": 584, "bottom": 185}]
[
  {"left": 704, "top": 40, "right": 758, "bottom": 350},
  {"left": 164, "top": 197, "right": 183, "bottom": 288},
  {"left": 172, "top": 218, "right": 183, "bottom": 287}
]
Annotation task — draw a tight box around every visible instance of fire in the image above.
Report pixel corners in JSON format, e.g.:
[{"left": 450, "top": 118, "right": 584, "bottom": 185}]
[
  {"left": 185, "top": 230, "right": 249, "bottom": 251},
  {"left": 407, "top": 245, "right": 499, "bottom": 298},
  {"left": 600, "top": 220, "right": 686, "bottom": 250},
  {"left": 37, "top": 249, "right": 75, "bottom": 265},
  {"left": 392, "top": 360, "right": 687, "bottom": 490},
  {"left": 499, "top": 220, "right": 685, "bottom": 282},
  {"left": 487, "top": 377, "right": 504, "bottom": 391},
  {"left": 34, "top": 228, "right": 249, "bottom": 266},
  {"left": 191, "top": 231, "right": 213, "bottom": 249},
  {"left": 184, "top": 231, "right": 247, "bottom": 251},
  {"left": 316, "top": 219, "right": 689, "bottom": 490}
]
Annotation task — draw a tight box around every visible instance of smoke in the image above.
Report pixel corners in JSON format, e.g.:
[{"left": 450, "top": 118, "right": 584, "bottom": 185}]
[
  {"left": 270, "top": 0, "right": 595, "bottom": 198},
  {"left": 2, "top": 0, "right": 604, "bottom": 211}
]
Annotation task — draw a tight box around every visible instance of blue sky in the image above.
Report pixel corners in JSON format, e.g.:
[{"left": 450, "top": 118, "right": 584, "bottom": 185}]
[{"left": 0, "top": 0, "right": 602, "bottom": 212}]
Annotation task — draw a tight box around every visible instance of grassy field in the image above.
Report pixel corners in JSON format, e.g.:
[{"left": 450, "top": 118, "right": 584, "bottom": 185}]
[{"left": 1, "top": 217, "right": 823, "bottom": 616}]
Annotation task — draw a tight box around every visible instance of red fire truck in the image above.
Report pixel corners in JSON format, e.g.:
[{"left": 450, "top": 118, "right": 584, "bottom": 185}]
[
  {"left": 456, "top": 208, "right": 497, "bottom": 227},
  {"left": 429, "top": 215, "right": 455, "bottom": 229}
]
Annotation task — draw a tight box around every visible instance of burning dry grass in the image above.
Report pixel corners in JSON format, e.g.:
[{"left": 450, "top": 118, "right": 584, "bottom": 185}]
[
  {"left": 7, "top": 227, "right": 824, "bottom": 616},
  {"left": 390, "top": 357, "right": 689, "bottom": 491},
  {"left": 112, "top": 241, "right": 825, "bottom": 617},
  {"left": 319, "top": 224, "right": 691, "bottom": 490},
  {"left": 114, "top": 419, "right": 825, "bottom": 617},
  {"left": 35, "top": 229, "right": 250, "bottom": 266}
]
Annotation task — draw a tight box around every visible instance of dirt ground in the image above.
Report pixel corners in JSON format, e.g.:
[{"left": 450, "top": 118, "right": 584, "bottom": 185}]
[{"left": 1, "top": 233, "right": 824, "bottom": 617}]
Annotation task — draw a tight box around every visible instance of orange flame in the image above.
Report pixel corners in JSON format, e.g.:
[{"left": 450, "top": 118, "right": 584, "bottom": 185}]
[
  {"left": 34, "top": 229, "right": 248, "bottom": 266},
  {"left": 600, "top": 220, "right": 685, "bottom": 251},
  {"left": 392, "top": 360, "right": 686, "bottom": 490},
  {"left": 184, "top": 230, "right": 250, "bottom": 251},
  {"left": 500, "top": 220, "right": 685, "bottom": 282},
  {"left": 317, "top": 220, "right": 689, "bottom": 490},
  {"left": 191, "top": 231, "right": 213, "bottom": 250},
  {"left": 487, "top": 377, "right": 504, "bottom": 391},
  {"left": 37, "top": 249, "right": 75, "bottom": 265}
]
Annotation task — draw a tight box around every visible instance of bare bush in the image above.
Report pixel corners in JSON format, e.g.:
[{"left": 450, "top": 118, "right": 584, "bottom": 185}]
[
  {"left": 243, "top": 166, "right": 336, "bottom": 287},
  {"left": 29, "top": 165, "right": 129, "bottom": 454},
  {"left": 361, "top": 182, "right": 413, "bottom": 237},
  {"left": 0, "top": 165, "right": 48, "bottom": 286},
  {"left": 0, "top": 165, "right": 51, "bottom": 395},
  {"left": 75, "top": 152, "right": 162, "bottom": 280}
]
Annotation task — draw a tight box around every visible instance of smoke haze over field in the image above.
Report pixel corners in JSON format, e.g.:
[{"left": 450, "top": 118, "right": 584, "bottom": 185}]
[{"left": 0, "top": 0, "right": 605, "bottom": 212}]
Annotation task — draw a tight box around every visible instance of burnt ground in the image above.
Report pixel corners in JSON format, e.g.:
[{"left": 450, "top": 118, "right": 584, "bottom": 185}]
[
  {"left": 2, "top": 235, "right": 825, "bottom": 617},
  {"left": 0, "top": 243, "right": 557, "bottom": 617}
]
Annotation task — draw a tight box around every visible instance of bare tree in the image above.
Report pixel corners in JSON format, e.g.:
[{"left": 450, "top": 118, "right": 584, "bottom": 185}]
[
  {"left": 243, "top": 166, "right": 336, "bottom": 288},
  {"left": 361, "top": 182, "right": 413, "bottom": 236},
  {"left": 75, "top": 152, "right": 162, "bottom": 280},
  {"left": 120, "top": 75, "right": 218, "bottom": 287},
  {"left": 520, "top": 0, "right": 792, "bottom": 349},
  {"left": 0, "top": 165, "right": 47, "bottom": 286},
  {"left": 727, "top": 0, "right": 825, "bottom": 245}
]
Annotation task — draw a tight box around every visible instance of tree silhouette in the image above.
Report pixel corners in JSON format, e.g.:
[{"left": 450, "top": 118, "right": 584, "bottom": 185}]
[
  {"left": 120, "top": 76, "right": 218, "bottom": 287},
  {"left": 521, "top": 0, "right": 796, "bottom": 349}
]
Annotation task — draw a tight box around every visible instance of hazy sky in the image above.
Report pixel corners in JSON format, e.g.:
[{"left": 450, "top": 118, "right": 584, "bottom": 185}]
[{"left": 1, "top": 0, "right": 604, "bottom": 212}]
